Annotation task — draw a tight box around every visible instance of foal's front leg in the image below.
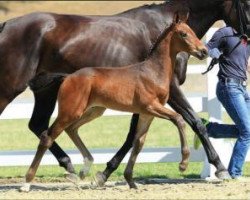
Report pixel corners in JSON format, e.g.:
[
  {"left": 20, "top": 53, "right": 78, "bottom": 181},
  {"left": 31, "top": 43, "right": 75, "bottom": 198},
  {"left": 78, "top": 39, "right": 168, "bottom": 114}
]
[
  {"left": 147, "top": 102, "right": 190, "bottom": 171},
  {"left": 124, "top": 114, "right": 154, "bottom": 189}
]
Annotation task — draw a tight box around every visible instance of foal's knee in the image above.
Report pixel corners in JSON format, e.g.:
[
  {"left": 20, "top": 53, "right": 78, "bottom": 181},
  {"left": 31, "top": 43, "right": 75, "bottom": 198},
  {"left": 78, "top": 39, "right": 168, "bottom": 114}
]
[
  {"left": 175, "top": 114, "right": 186, "bottom": 129},
  {"left": 39, "top": 130, "right": 53, "bottom": 148}
]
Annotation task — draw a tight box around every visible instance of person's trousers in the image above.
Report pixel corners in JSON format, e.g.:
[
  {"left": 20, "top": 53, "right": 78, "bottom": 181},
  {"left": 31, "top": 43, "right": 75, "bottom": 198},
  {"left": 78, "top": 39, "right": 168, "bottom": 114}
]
[{"left": 206, "top": 80, "right": 250, "bottom": 178}]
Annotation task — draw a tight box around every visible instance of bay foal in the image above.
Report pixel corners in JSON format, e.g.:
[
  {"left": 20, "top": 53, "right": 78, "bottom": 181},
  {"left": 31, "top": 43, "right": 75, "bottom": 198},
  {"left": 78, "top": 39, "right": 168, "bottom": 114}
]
[{"left": 21, "top": 14, "right": 207, "bottom": 191}]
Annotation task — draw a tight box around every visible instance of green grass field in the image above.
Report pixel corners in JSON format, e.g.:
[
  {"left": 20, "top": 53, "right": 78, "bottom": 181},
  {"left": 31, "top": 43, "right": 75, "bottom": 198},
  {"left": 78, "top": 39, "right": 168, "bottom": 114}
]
[
  {"left": 0, "top": 115, "right": 198, "bottom": 150},
  {"left": 0, "top": 114, "right": 249, "bottom": 181}
]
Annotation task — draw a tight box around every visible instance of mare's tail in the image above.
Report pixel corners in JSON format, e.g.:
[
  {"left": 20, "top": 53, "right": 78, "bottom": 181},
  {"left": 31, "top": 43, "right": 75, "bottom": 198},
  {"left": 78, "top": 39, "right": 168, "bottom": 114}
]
[{"left": 29, "top": 72, "right": 68, "bottom": 93}]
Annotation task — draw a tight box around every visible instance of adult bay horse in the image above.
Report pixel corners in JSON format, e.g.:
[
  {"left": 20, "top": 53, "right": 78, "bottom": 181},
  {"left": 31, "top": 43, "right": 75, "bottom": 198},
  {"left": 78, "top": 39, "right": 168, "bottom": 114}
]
[
  {"left": 0, "top": 0, "right": 245, "bottom": 181},
  {"left": 20, "top": 15, "right": 208, "bottom": 192}
]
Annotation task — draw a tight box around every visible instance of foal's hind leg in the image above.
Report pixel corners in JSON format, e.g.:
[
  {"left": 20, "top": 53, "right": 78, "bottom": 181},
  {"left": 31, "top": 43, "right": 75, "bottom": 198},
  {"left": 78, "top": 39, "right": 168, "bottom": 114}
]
[
  {"left": 124, "top": 114, "right": 154, "bottom": 189},
  {"left": 28, "top": 88, "right": 74, "bottom": 175},
  {"left": 147, "top": 102, "right": 190, "bottom": 172},
  {"left": 65, "top": 107, "right": 106, "bottom": 180},
  {"left": 20, "top": 120, "right": 67, "bottom": 192}
]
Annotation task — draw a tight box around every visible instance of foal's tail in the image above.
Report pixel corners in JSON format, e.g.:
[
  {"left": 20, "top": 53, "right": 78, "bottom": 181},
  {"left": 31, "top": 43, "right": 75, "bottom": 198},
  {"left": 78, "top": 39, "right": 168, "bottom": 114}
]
[{"left": 29, "top": 72, "right": 68, "bottom": 93}]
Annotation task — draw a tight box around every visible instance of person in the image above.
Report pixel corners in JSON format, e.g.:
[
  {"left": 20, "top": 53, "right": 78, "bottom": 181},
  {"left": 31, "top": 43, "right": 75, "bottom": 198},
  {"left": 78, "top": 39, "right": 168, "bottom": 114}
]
[{"left": 194, "top": 26, "right": 250, "bottom": 179}]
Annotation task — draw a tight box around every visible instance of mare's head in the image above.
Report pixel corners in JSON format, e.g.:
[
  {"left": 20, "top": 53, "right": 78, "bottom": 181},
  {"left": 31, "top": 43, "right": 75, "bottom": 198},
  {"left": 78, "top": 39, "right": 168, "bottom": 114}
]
[
  {"left": 188, "top": 0, "right": 250, "bottom": 37},
  {"left": 170, "top": 13, "right": 208, "bottom": 60}
]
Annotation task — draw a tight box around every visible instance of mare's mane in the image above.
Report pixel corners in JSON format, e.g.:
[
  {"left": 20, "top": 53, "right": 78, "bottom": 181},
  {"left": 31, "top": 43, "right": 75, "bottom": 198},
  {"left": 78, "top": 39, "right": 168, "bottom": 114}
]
[{"left": 119, "top": 0, "right": 186, "bottom": 15}]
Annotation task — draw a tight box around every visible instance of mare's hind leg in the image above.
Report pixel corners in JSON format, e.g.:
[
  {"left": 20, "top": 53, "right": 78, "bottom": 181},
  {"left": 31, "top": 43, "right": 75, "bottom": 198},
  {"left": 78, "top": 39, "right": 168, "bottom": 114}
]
[
  {"left": 28, "top": 88, "right": 75, "bottom": 175},
  {"left": 65, "top": 107, "right": 106, "bottom": 180},
  {"left": 0, "top": 96, "right": 12, "bottom": 114},
  {"left": 124, "top": 114, "right": 153, "bottom": 189},
  {"left": 147, "top": 102, "right": 190, "bottom": 172}
]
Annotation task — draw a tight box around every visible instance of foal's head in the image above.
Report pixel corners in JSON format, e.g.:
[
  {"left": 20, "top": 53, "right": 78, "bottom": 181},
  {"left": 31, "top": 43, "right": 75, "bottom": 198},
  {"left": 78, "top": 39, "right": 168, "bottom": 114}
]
[{"left": 170, "top": 13, "right": 208, "bottom": 60}]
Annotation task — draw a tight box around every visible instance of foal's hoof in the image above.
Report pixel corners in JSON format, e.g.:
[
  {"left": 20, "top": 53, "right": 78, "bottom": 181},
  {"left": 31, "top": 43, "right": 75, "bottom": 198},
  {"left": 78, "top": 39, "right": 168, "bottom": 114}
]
[
  {"left": 19, "top": 183, "right": 31, "bottom": 193},
  {"left": 215, "top": 170, "right": 231, "bottom": 180},
  {"left": 179, "top": 162, "right": 188, "bottom": 172},
  {"left": 64, "top": 172, "right": 79, "bottom": 184},
  {"left": 94, "top": 171, "right": 106, "bottom": 187}
]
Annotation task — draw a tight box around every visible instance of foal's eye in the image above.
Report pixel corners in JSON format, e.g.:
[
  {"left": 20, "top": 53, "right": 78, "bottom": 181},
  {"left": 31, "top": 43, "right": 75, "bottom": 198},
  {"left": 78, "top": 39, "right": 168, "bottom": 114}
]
[{"left": 180, "top": 32, "right": 188, "bottom": 38}]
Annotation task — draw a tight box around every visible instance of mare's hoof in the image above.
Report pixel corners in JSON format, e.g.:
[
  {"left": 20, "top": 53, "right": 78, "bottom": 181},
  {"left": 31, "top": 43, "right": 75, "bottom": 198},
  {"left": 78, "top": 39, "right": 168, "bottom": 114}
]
[
  {"left": 94, "top": 171, "right": 106, "bottom": 187},
  {"left": 79, "top": 170, "right": 88, "bottom": 180},
  {"left": 215, "top": 170, "right": 231, "bottom": 180},
  {"left": 64, "top": 172, "right": 79, "bottom": 184},
  {"left": 179, "top": 162, "right": 188, "bottom": 172},
  {"left": 129, "top": 182, "right": 138, "bottom": 189},
  {"left": 19, "top": 183, "right": 31, "bottom": 193},
  {"left": 59, "top": 157, "right": 75, "bottom": 174}
]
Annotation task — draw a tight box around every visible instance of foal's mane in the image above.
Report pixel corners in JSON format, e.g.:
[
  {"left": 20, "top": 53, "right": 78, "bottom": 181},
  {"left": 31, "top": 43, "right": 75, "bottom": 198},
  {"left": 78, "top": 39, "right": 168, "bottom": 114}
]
[{"left": 147, "top": 23, "right": 174, "bottom": 58}]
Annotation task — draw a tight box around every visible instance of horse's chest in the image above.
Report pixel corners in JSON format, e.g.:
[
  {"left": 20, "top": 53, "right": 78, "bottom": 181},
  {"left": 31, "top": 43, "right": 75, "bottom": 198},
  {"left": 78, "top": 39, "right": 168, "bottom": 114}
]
[{"left": 157, "top": 87, "right": 169, "bottom": 104}]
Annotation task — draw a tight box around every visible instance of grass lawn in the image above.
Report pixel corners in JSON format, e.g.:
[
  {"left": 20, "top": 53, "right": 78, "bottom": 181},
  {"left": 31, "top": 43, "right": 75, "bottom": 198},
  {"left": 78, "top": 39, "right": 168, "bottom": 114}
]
[
  {"left": 0, "top": 162, "right": 249, "bottom": 182},
  {"left": 0, "top": 115, "right": 203, "bottom": 150},
  {"left": 0, "top": 114, "right": 250, "bottom": 181}
]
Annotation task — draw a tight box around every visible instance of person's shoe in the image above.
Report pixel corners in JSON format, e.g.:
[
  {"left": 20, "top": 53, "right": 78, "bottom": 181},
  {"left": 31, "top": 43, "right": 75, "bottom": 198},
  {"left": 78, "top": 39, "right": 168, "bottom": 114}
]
[{"left": 193, "top": 118, "right": 209, "bottom": 150}]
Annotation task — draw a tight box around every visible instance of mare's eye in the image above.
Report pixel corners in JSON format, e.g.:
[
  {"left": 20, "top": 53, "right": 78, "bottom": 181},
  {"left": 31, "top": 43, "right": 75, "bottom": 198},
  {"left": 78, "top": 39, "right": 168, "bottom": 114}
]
[{"left": 180, "top": 32, "right": 188, "bottom": 38}]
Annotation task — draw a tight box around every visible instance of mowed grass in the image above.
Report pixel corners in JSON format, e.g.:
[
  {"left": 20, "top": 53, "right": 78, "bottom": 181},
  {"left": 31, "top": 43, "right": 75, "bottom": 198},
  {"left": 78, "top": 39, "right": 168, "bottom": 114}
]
[
  {"left": 0, "top": 115, "right": 198, "bottom": 150},
  {"left": 0, "top": 115, "right": 207, "bottom": 180},
  {"left": 0, "top": 113, "right": 250, "bottom": 180},
  {"left": 0, "top": 163, "right": 204, "bottom": 181}
]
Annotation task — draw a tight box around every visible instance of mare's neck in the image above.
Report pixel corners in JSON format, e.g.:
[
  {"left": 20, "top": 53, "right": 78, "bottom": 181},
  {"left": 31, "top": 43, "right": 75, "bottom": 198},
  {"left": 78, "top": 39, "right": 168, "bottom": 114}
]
[
  {"left": 187, "top": 0, "right": 223, "bottom": 38},
  {"left": 149, "top": 31, "right": 177, "bottom": 81},
  {"left": 118, "top": 2, "right": 175, "bottom": 41},
  {"left": 119, "top": 1, "right": 222, "bottom": 40},
  {"left": 188, "top": 9, "right": 221, "bottom": 39}
]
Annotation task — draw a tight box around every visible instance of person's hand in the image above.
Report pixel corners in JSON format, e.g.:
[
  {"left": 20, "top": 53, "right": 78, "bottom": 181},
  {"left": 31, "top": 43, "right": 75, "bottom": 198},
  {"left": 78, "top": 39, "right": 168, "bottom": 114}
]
[{"left": 208, "top": 48, "right": 222, "bottom": 59}]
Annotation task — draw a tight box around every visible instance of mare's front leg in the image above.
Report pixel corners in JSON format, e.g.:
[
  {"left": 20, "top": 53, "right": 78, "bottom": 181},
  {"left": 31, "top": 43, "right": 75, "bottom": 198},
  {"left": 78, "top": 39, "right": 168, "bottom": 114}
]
[
  {"left": 28, "top": 86, "right": 75, "bottom": 177},
  {"left": 168, "top": 76, "right": 230, "bottom": 179},
  {"left": 124, "top": 115, "right": 154, "bottom": 189},
  {"left": 65, "top": 107, "right": 106, "bottom": 181}
]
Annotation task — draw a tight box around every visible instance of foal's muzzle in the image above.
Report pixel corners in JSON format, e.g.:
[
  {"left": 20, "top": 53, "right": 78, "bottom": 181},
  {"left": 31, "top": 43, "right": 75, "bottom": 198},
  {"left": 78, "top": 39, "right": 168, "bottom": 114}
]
[{"left": 195, "top": 48, "right": 208, "bottom": 60}]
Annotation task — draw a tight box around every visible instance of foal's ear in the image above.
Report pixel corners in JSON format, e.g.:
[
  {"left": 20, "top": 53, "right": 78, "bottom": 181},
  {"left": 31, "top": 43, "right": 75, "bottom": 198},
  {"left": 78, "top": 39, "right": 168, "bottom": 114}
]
[
  {"left": 173, "top": 11, "right": 189, "bottom": 24},
  {"left": 173, "top": 12, "right": 179, "bottom": 25},
  {"left": 178, "top": 10, "right": 189, "bottom": 23}
]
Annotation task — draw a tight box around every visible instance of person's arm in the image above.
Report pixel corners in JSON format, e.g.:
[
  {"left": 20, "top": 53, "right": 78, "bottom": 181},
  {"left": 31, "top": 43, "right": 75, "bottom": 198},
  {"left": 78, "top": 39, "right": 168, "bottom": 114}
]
[
  {"left": 206, "top": 28, "right": 225, "bottom": 50},
  {"left": 206, "top": 29, "right": 225, "bottom": 59}
]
